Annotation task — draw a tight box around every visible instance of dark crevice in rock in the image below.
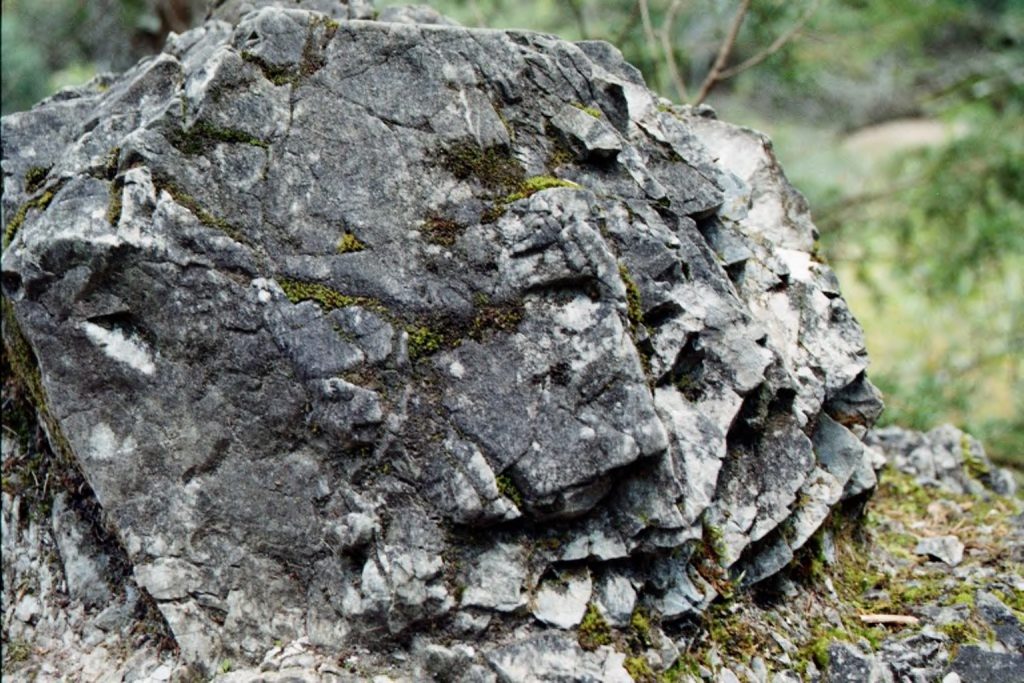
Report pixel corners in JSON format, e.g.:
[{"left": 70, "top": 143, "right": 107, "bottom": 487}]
[
  {"left": 522, "top": 275, "right": 603, "bottom": 304},
  {"left": 657, "top": 333, "right": 706, "bottom": 401},
  {"left": 180, "top": 437, "right": 232, "bottom": 484}
]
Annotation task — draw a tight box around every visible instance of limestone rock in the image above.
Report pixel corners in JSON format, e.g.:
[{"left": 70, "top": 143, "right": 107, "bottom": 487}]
[
  {"left": 948, "top": 646, "right": 1024, "bottom": 683},
  {"left": 867, "top": 424, "right": 1017, "bottom": 497},
  {"left": 914, "top": 535, "right": 965, "bottom": 567},
  {"left": 2, "top": 0, "right": 881, "bottom": 675}
]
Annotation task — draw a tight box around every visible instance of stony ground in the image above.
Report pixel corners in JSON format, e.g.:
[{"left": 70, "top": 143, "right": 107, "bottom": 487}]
[
  {"left": 4, "top": 414, "right": 1021, "bottom": 682},
  {"left": 665, "top": 428, "right": 1023, "bottom": 683}
]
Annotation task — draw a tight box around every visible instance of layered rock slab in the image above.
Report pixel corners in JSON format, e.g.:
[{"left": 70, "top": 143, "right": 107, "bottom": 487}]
[{"left": 1, "top": 1, "right": 881, "bottom": 670}]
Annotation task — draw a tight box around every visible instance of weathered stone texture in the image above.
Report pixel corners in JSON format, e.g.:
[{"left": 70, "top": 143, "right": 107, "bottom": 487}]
[{"left": 2, "top": 1, "right": 882, "bottom": 673}]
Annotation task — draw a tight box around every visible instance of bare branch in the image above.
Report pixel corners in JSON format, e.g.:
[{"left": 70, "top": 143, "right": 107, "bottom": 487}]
[
  {"left": 659, "top": 0, "right": 689, "bottom": 101},
  {"left": 859, "top": 614, "right": 921, "bottom": 626},
  {"left": 566, "top": 0, "right": 590, "bottom": 40},
  {"left": 694, "top": 0, "right": 752, "bottom": 105},
  {"left": 718, "top": 0, "right": 820, "bottom": 80},
  {"left": 613, "top": 2, "right": 643, "bottom": 46},
  {"left": 814, "top": 176, "right": 925, "bottom": 226},
  {"left": 467, "top": 0, "right": 487, "bottom": 28},
  {"left": 638, "top": 0, "right": 660, "bottom": 65}
]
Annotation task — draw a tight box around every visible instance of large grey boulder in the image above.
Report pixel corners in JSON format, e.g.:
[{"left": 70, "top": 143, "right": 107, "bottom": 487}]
[{"left": 1, "top": 1, "right": 882, "bottom": 675}]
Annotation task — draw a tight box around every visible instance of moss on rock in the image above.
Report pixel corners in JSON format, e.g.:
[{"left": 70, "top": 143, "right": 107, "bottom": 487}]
[{"left": 577, "top": 603, "right": 612, "bottom": 651}]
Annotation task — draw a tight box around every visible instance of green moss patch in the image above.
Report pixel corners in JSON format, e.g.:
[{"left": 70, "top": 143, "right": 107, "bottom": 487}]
[
  {"left": 618, "top": 263, "right": 644, "bottom": 331},
  {"left": 549, "top": 148, "right": 575, "bottom": 170},
  {"left": 482, "top": 175, "right": 582, "bottom": 224},
  {"left": 422, "top": 215, "right": 465, "bottom": 247},
  {"left": 571, "top": 102, "right": 602, "bottom": 118},
  {"left": 155, "top": 180, "right": 247, "bottom": 244},
  {"left": 496, "top": 473, "right": 524, "bottom": 507},
  {"left": 241, "top": 15, "right": 339, "bottom": 86},
  {"left": 2, "top": 301, "right": 87, "bottom": 523},
  {"left": 441, "top": 142, "right": 525, "bottom": 192},
  {"left": 470, "top": 303, "right": 524, "bottom": 341},
  {"left": 24, "top": 166, "right": 51, "bottom": 193},
  {"left": 577, "top": 603, "right": 613, "bottom": 650},
  {"left": 503, "top": 175, "right": 581, "bottom": 203},
  {"left": 629, "top": 608, "right": 653, "bottom": 649},
  {"left": 438, "top": 139, "right": 584, "bottom": 224},
  {"left": 102, "top": 147, "right": 120, "bottom": 180},
  {"left": 106, "top": 181, "right": 123, "bottom": 226},
  {"left": 241, "top": 51, "right": 298, "bottom": 86},
  {"left": 3, "top": 182, "right": 63, "bottom": 247},
  {"left": 336, "top": 232, "right": 366, "bottom": 254},
  {"left": 168, "top": 121, "right": 269, "bottom": 156},
  {"left": 279, "top": 279, "right": 381, "bottom": 312},
  {"left": 624, "top": 655, "right": 655, "bottom": 682},
  {"left": 406, "top": 325, "right": 444, "bottom": 360}
]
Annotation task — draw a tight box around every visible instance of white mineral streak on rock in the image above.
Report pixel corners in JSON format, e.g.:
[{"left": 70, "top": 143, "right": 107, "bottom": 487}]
[{"left": 81, "top": 322, "right": 156, "bottom": 375}]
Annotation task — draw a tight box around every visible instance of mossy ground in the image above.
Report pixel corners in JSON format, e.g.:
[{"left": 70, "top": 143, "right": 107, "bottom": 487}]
[{"left": 660, "top": 467, "right": 1022, "bottom": 679}]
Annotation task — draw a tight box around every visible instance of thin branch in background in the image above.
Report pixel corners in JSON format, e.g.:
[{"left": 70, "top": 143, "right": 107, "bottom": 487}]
[
  {"left": 613, "top": 1, "right": 642, "bottom": 47},
  {"left": 638, "top": 0, "right": 661, "bottom": 70},
  {"left": 694, "top": 0, "right": 752, "bottom": 105},
  {"left": 814, "top": 176, "right": 925, "bottom": 225},
  {"left": 659, "top": 0, "right": 688, "bottom": 102},
  {"left": 467, "top": 0, "right": 487, "bottom": 28},
  {"left": 718, "top": 0, "right": 820, "bottom": 80},
  {"left": 566, "top": 0, "right": 590, "bottom": 40}
]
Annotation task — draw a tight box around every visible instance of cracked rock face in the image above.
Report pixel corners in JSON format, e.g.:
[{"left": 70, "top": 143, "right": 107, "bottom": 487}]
[{"left": 1, "top": 1, "right": 882, "bottom": 671}]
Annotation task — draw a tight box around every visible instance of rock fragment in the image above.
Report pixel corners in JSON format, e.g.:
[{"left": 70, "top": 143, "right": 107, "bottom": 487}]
[{"left": 914, "top": 535, "right": 965, "bottom": 567}]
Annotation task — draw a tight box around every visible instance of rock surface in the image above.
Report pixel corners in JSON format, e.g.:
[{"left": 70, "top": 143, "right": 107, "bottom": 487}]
[{"left": 1, "top": 0, "right": 889, "bottom": 678}]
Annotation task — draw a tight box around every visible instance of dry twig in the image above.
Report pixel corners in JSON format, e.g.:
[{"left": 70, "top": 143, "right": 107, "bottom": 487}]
[
  {"left": 859, "top": 614, "right": 921, "bottom": 626},
  {"left": 659, "top": 0, "right": 689, "bottom": 101},
  {"left": 695, "top": 0, "right": 819, "bottom": 105},
  {"left": 638, "top": 0, "right": 661, "bottom": 67},
  {"left": 718, "top": 0, "right": 820, "bottom": 80},
  {"left": 694, "top": 0, "right": 752, "bottom": 105}
]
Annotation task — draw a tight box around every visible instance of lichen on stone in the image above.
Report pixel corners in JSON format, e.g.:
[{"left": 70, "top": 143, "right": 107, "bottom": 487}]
[{"left": 336, "top": 232, "right": 366, "bottom": 254}]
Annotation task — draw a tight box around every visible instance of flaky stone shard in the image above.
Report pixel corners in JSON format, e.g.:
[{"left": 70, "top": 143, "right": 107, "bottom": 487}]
[{"left": 1, "top": 1, "right": 882, "bottom": 673}]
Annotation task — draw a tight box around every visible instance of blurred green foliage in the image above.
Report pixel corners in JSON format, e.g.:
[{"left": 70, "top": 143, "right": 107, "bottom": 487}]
[
  {"left": 3, "top": 0, "right": 1022, "bottom": 466},
  {"left": 3, "top": 0, "right": 93, "bottom": 114},
  {"left": 1, "top": 0, "right": 169, "bottom": 115}
]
